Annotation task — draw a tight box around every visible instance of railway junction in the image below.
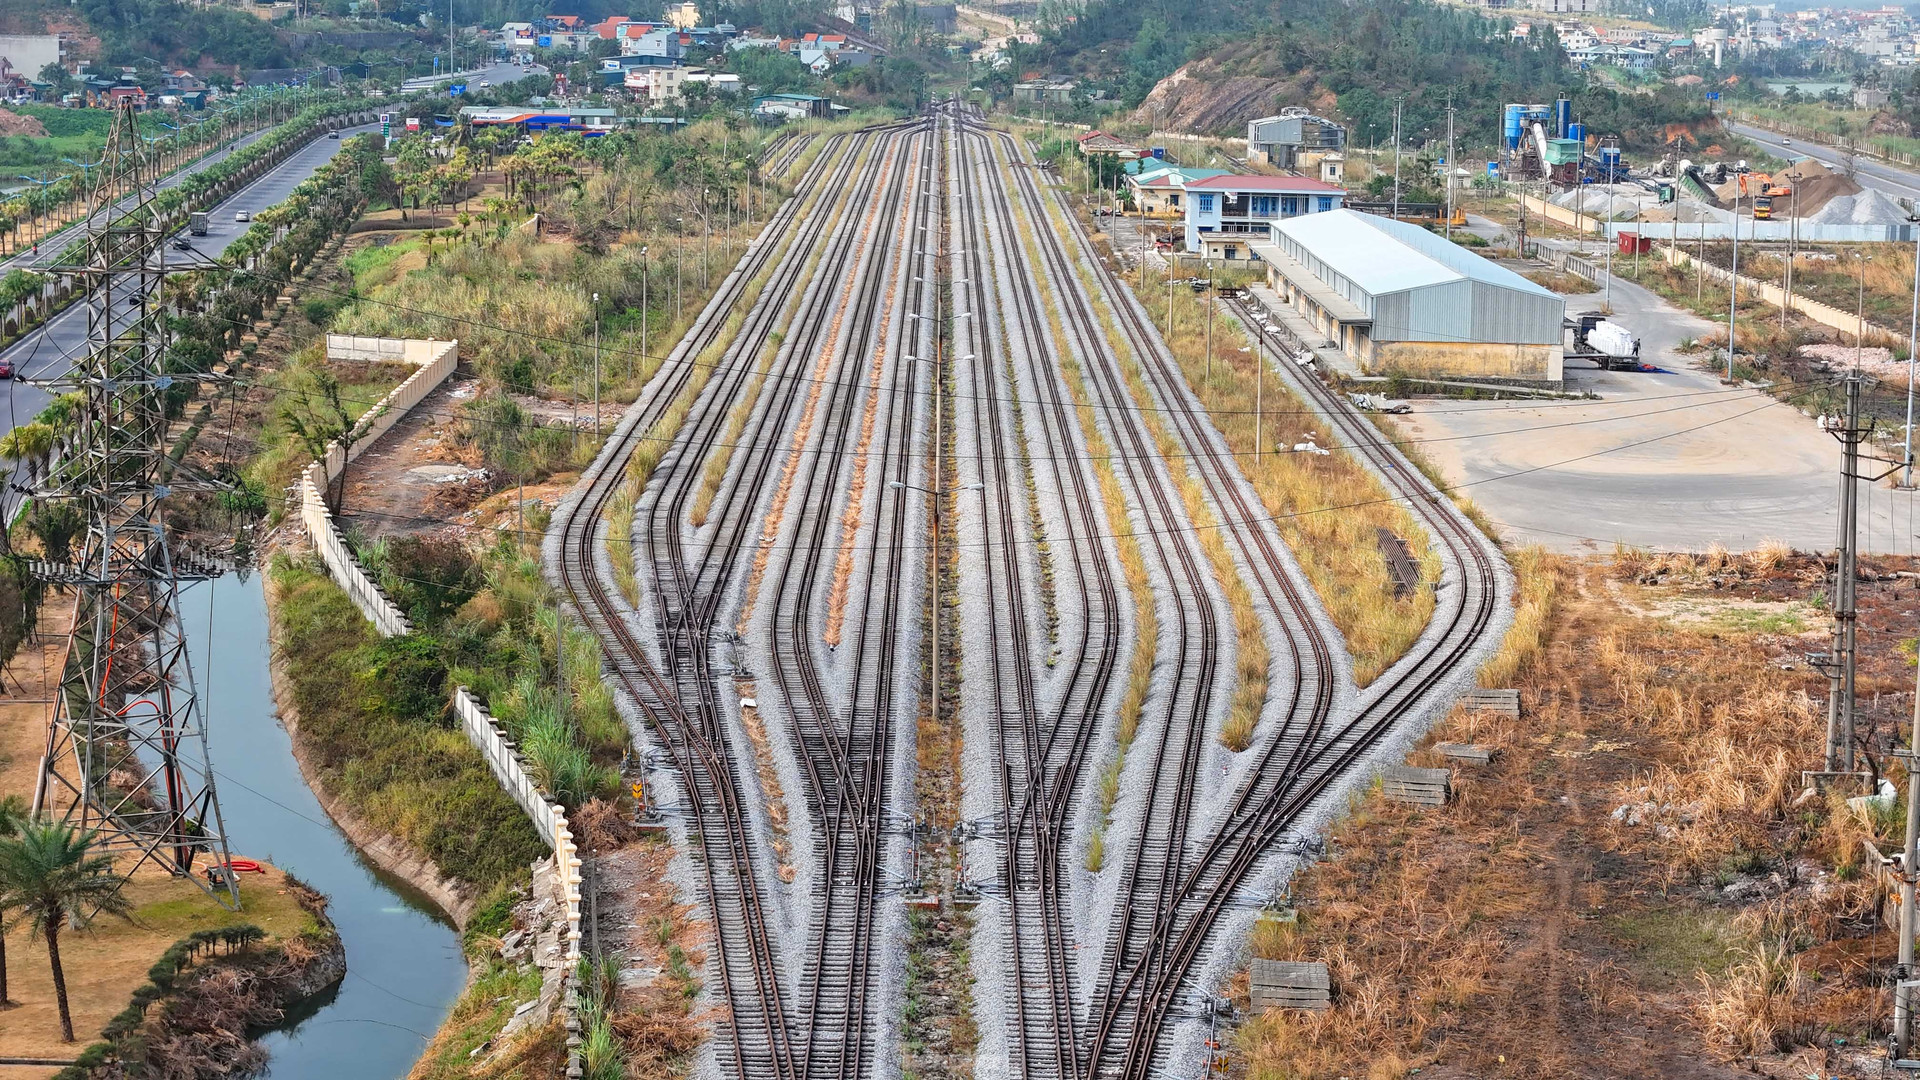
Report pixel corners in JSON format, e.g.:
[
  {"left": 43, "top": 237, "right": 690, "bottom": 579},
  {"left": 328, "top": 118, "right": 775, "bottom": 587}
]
[{"left": 548, "top": 102, "right": 1514, "bottom": 1080}]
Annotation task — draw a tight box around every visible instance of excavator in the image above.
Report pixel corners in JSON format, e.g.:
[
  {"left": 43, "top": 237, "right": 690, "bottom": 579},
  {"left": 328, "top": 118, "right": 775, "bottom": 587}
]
[{"left": 1740, "top": 171, "right": 1794, "bottom": 220}]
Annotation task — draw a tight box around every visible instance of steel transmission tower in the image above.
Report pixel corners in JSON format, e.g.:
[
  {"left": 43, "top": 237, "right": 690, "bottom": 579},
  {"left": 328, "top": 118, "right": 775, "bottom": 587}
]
[{"left": 30, "top": 101, "right": 239, "bottom": 907}]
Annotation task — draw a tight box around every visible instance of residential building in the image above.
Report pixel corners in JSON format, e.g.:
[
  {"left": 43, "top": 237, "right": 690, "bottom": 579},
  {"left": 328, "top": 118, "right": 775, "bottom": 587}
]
[
  {"left": 163, "top": 70, "right": 208, "bottom": 93},
  {"left": 1252, "top": 209, "right": 1564, "bottom": 384},
  {"left": 1182, "top": 174, "right": 1346, "bottom": 256},
  {"left": 1246, "top": 110, "right": 1347, "bottom": 168},
  {"left": 626, "top": 65, "right": 694, "bottom": 100},
  {"left": 620, "top": 28, "right": 686, "bottom": 61},
  {"left": 666, "top": 2, "right": 701, "bottom": 30},
  {"left": 753, "top": 92, "right": 835, "bottom": 120},
  {"left": 1077, "top": 130, "right": 1140, "bottom": 158},
  {"left": 0, "top": 35, "right": 64, "bottom": 80},
  {"left": 1125, "top": 165, "right": 1230, "bottom": 217},
  {"left": 1013, "top": 80, "right": 1075, "bottom": 105}
]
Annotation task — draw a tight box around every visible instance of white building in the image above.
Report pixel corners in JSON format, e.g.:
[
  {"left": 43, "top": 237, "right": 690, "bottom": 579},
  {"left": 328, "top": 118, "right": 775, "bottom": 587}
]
[{"left": 0, "top": 35, "right": 64, "bottom": 79}]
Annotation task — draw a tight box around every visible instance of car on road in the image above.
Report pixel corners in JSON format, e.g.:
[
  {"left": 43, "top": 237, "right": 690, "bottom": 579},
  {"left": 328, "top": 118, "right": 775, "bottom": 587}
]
[
  {"left": 1782, "top": 137, "right": 1792, "bottom": 146},
  {"left": 234, "top": 210, "right": 250, "bottom": 222},
  {"left": 0, "top": 357, "right": 20, "bottom": 380},
  {"left": 328, "top": 131, "right": 340, "bottom": 139},
  {"left": 171, "top": 237, "right": 192, "bottom": 251}
]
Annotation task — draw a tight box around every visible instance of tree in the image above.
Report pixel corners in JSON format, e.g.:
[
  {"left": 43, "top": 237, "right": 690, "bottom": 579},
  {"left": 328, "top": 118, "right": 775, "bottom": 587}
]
[
  {"left": 0, "top": 823, "right": 134, "bottom": 1041},
  {"left": 0, "top": 795, "right": 24, "bottom": 1006},
  {"left": 280, "top": 366, "right": 356, "bottom": 512}
]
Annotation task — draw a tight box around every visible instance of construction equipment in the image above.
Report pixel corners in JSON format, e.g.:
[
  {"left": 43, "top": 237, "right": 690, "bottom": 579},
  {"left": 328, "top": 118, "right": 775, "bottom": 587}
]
[{"left": 1741, "top": 171, "right": 1793, "bottom": 220}]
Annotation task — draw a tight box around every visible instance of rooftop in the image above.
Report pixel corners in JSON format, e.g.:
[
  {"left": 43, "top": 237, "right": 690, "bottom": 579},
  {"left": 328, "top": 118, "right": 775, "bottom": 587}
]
[
  {"left": 1132, "top": 167, "right": 1232, "bottom": 187},
  {"left": 1271, "top": 209, "right": 1556, "bottom": 299},
  {"left": 1186, "top": 173, "right": 1346, "bottom": 193}
]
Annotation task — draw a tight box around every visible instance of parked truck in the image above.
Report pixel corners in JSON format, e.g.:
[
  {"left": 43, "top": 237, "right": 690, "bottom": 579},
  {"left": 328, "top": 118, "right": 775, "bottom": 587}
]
[{"left": 188, "top": 211, "right": 209, "bottom": 236}]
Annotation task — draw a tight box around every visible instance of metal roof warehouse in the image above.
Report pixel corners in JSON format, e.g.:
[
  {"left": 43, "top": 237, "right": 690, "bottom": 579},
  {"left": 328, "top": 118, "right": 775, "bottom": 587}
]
[{"left": 1252, "top": 209, "right": 1565, "bottom": 385}]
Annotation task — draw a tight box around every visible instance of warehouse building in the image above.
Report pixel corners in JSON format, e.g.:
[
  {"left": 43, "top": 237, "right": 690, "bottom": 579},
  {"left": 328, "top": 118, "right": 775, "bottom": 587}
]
[{"left": 1252, "top": 209, "right": 1564, "bottom": 384}]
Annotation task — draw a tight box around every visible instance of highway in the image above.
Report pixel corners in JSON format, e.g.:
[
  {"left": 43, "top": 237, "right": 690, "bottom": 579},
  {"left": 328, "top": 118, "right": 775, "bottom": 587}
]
[
  {"left": 1727, "top": 118, "right": 1920, "bottom": 201},
  {"left": 0, "top": 59, "right": 544, "bottom": 442},
  {"left": 1, "top": 124, "right": 278, "bottom": 273},
  {"left": 0, "top": 123, "right": 380, "bottom": 440}
]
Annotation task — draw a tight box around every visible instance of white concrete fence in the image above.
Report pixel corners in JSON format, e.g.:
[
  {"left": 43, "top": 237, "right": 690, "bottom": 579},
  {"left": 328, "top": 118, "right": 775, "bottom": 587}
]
[{"left": 290, "top": 334, "right": 584, "bottom": 960}]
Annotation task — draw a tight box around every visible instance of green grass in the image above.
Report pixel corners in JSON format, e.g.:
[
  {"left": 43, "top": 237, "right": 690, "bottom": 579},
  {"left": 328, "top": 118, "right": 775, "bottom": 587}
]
[
  {"left": 1607, "top": 907, "right": 1744, "bottom": 990},
  {"left": 270, "top": 555, "right": 548, "bottom": 893},
  {"left": 407, "top": 960, "right": 545, "bottom": 1080},
  {"left": 342, "top": 237, "right": 422, "bottom": 291}
]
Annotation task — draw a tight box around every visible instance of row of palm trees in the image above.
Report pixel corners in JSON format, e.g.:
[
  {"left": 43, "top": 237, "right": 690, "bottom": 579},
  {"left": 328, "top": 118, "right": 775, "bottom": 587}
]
[{"left": 0, "top": 797, "right": 137, "bottom": 1044}]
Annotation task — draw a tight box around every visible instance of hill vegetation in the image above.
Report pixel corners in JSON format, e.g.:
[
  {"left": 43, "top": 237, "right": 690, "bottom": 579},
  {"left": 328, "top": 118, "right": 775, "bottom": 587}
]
[{"left": 1013, "top": 0, "right": 1716, "bottom": 152}]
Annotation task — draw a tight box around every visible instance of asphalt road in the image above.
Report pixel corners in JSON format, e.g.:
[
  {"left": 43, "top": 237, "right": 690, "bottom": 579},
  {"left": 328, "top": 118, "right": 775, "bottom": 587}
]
[
  {"left": 0, "top": 123, "right": 279, "bottom": 274},
  {"left": 1727, "top": 119, "right": 1920, "bottom": 202},
  {"left": 0, "top": 122, "right": 379, "bottom": 441},
  {"left": 0, "top": 58, "right": 549, "bottom": 441}
]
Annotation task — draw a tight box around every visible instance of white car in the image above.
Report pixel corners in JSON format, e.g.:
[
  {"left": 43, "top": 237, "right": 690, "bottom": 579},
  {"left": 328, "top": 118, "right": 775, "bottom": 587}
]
[{"left": 234, "top": 210, "right": 250, "bottom": 223}]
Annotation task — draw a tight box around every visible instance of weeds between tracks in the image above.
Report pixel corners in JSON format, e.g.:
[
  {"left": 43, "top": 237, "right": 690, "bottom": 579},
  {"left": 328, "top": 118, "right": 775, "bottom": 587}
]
[{"left": 1013, "top": 171, "right": 1270, "bottom": 750}]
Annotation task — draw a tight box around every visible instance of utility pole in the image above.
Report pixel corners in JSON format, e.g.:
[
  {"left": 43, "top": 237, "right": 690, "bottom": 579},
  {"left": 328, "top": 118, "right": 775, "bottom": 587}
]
[
  {"left": 1823, "top": 374, "right": 1872, "bottom": 773},
  {"left": 641, "top": 246, "right": 649, "bottom": 376},
  {"left": 1895, "top": 649, "right": 1920, "bottom": 1058},
  {"left": 1205, "top": 260, "right": 1215, "bottom": 389},
  {"left": 591, "top": 291, "right": 601, "bottom": 436},
  {"left": 1390, "top": 99, "right": 1405, "bottom": 222},
  {"left": 1445, "top": 101, "right": 1455, "bottom": 240},
  {"left": 1907, "top": 215, "right": 1920, "bottom": 488},
  {"left": 1728, "top": 196, "right": 1740, "bottom": 380}
]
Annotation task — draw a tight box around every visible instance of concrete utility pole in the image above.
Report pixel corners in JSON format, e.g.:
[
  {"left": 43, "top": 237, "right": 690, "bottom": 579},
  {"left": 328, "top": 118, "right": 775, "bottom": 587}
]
[
  {"left": 1445, "top": 102, "right": 1455, "bottom": 240},
  {"left": 1889, "top": 645, "right": 1920, "bottom": 1053},
  {"left": 1823, "top": 374, "right": 1871, "bottom": 773},
  {"left": 1907, "top": 215, "right": 1920, "bottom": 488},
  {"left": 1895, "top": 651, "right": 1920, "bottom": 1058},
  {"left": 1390, "top": 99, "right": 1405, "bottom": 222},
  {"left": 592, "top": 291, "right": 601, "bottom": 436},
  {"left": 1728, "top": 196, "right": 1740, "bottom": 380},
  {"left": 640, "top": 246, "right": 649, "bottom": 376}
]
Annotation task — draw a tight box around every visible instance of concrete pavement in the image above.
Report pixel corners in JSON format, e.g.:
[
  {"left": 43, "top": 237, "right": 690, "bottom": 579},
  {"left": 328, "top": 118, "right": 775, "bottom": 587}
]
[{"left": 1395, "top": 267, "right": 1920, "bottom": 554}]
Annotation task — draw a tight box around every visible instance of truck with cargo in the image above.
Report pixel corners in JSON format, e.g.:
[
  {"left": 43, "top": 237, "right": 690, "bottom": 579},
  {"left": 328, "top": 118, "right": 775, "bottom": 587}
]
[{"left": 188, "top": 211, "right": 209, "bottom": 236}]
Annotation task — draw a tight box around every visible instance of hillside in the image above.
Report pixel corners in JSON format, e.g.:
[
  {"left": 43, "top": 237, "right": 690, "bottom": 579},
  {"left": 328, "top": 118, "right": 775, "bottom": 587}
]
[{"left": 1021, "top": 0, "right": 1715, "bottom": 152}]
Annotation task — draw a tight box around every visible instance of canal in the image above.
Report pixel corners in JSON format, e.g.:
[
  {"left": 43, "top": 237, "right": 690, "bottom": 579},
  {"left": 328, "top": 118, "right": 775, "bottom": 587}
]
[{"left": 179, "top": 572, "right": 465, "bottom": 1078}]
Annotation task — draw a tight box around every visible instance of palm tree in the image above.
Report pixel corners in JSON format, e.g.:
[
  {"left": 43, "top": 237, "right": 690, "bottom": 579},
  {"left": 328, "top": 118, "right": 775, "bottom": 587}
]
[
  {"left": 0, "top": 823, "right": 133, "bottom": 1041},
  {"left": 0, "top": 794, "right": 24, "bottom": 1007}
]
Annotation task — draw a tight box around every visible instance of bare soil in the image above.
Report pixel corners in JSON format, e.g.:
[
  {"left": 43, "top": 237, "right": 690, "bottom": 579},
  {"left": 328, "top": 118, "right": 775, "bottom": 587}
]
[{"left": 1236, "top": 552, "right": 1916, "bottom": 1079}]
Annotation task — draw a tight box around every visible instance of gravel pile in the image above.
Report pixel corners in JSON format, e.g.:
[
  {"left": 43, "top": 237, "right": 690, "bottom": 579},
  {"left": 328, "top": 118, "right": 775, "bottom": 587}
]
[{"left": 1806, "top": 186, "right": 1913, "bottom": 226}]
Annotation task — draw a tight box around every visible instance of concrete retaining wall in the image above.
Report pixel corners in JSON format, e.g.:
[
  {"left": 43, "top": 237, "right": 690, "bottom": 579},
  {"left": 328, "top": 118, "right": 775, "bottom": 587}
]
[
  {"left": 290, "top": 335, "right": 583, "bottom": 961},
  {"left": 453, "top": 687, "right": 583, "bottom": 957},
  {"left": 1655, "top": 243, "right": 1882, "bottom": 339}
]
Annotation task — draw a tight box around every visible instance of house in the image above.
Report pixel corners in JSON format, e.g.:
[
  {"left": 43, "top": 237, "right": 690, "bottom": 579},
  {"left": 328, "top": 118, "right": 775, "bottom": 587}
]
[
  {"left": 1319, "top": 152, "right": 1345, "bottom": 184},
  {"left": 665, "top": 2, "right": 700, "bottom": 30},
  {"left": 626, "top": 65, "right": 696, "bottom": 100},
  {"left": 798, "top": 49, "right": 833, "bottom": 74},
  {"left": 1013, "top": 80, "right": 1075, "bottom": 105},
  {"left": 683, "top": 71, "right": 742, "bottom": 93},
  {"left": 753, "top": 92, "right": 835, "bottom": 120},
  {"left": 0, "top": 35, "right": 64, "bottom": 81},
  {"left": 1252, "top": 209, "right": 1564, "bottom": 384},
  {"left": 1856, "top": 86, "right": 1892, "bottom": 108},
  {"left": 1182, "top": 174, "right": 1346, "bottom": 257},
  {"left": 1077, "top": 130, "right": 1141, "bottom": 158},
  {"left": 796, "top": 32, "right": 849, "bottom": 52},
  {"left": 729, "top": 33, "right": 782, "bottom": 51},
  {"left": 619, "top": 28, "right": 686, "bottom": 61},
  {"left": 1126, "top": 166, "right": 1231, "bottom": 217},
  {"left": 1246, "top": 110, "right": 1347, "bottom": 169},
  {"left": 163, "top": 70, "right": 208, "bottom": 93}
]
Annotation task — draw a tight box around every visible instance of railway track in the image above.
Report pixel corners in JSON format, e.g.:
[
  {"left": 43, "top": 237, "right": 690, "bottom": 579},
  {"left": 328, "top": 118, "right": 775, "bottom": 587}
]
[
  {"left": 553, "top": 118, "right": 933, "bottom": 1080},
  {"left": 948, "top": 107, "right": 1125, "bottom": 1078}
]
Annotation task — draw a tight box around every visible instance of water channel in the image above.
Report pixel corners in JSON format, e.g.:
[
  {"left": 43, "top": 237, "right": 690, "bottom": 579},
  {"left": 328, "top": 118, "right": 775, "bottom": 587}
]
[{"left": 180, "top": 572, "right": 465, "bottom": 1078}]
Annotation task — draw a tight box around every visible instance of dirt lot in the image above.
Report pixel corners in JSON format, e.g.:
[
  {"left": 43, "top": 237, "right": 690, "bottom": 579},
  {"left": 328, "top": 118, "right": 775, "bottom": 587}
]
[
  {"left": 1235, "top": 551, "right": 1920, "bottom": 1079},
  {"left": 0, "top": 600, "right": 309, "bottom": 1077}
]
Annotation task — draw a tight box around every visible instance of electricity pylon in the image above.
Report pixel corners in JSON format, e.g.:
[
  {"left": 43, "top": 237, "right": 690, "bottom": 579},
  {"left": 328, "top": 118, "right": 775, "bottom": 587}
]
[{"left": 30, "top": 100, "right": 239, "bottom": 907}]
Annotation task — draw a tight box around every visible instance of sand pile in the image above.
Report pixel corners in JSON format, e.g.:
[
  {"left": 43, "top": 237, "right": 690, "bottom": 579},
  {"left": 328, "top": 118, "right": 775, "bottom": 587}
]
[
  {"left": 0, "top": 109, "right": 47, "bottom": 138},
  {"left": 1805, "top": 186, "right": 1911, "bottom": 226}
]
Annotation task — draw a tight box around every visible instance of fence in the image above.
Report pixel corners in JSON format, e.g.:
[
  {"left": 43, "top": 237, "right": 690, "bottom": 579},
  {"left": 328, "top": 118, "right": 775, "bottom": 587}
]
[
  {"left": 290, "top": 335, "right": 584, "bottom": 962},
  {"left": 1520, "top": 192, "right": 1916, "bottom": 244},
  {"left": 1653, "top": 243, "right": 1886, "bottom": 339},
  {"left": 453, "top": 687, "right": 583, "bottom": 957}
]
